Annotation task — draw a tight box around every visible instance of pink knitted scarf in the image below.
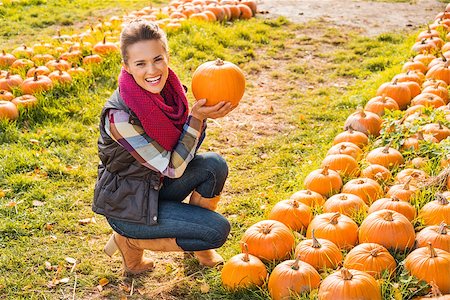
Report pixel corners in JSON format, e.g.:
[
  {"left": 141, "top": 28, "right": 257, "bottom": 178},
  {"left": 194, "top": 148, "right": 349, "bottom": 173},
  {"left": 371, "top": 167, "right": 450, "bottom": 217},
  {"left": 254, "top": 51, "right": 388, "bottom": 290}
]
[{"left": 118, "top": 67, "right": 189, "bottom": 151}]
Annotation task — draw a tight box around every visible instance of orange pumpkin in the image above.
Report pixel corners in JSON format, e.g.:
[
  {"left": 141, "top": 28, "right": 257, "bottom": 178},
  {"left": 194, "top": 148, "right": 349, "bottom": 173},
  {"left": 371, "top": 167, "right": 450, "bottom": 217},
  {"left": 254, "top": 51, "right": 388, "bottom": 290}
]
[
  {"left": 326, "top": 142, "right": 363, "bottom": 161},
  {"left": 404, "top": 243, "right": 450, "bottom": 294},
  {"left": 343, "top": 243, "right": 396, "bottom": 279},
  {"left": 0, "top": 72, "right": 23, "bottom": 92},
  {"left": 306, "top": 212, "right": 358, "bottom": 250},
  {"left": 344, "top": 110, "right": 382, "bottom": 137},
  {"left": 240, "top": 220, "right": 295, "bottom": 261},
  {"left": 93, "top": 36, "right": 119, "bottom": 55},
  {"left": 48, "top": 70, "right": 72, "bottom": 84},
  {"left": 411, "top": 92, "right": 446, "bottom": 108},
  {"left": 21, "top": 73, "right": 53, "bottom": 94},
  {"left": 361, "top": 164, "right": 392, "bottom": 182},
  {"left": 359, "top": 209, "right": 415, "bottom": 251},
  {"left": 369, "top": 197, "right": 416, "bottom": 221},
  {"left": 420, "top": 194, "right": 450, "bottom": 226},
  {"left": 323, "top": 193, "right": 368, "bottom": 217},
  {"left": 0, "top": 100, "right": 19, "bottom": 120},
  {"left": 191, "top": 58, "right": 245, "bottom": 107},
  {"left": 333, "top": 126, "right": 369, "bottom": 147},
  {"left": 416, "top": 222, "right": 450, "bottom": 253},
  {"left": 386, "top": 180, "right": 418, "bottom": 202},
  {"left": 0, "top": 90, "right": 14, "bottom": 101},
  {"left": 290, "top": 189, "right": 325, "bottom": 207},
  {"left": 0, "top": 50, "right": 17, "bottom": 68},
  {"left": 318, "top": 268, "right": 381, "bottom": 300},
  {"left": 364, "top": 95, "right": 399, "bottom": 116},
  {"left": 422, "top": 122, "right": 450, "bottom": 142},
  {"left": 304, "top": 166, "right": 343, "bottom": 197},
  {"left": 268, "top": 199, "right": 312, "bottom": 232},
  {"left": 268, "top": 258, "right": 321, "bottom": 300},
  {"left": 341, "top": 177, "right": 383, "bottom": 204},
  {"left": 221, "top": 243, "right": 267, "bottom": 290},
  {"left": 321, "top": 153, "right": 360, "bottom": 177},
  {"left": 366, "top": 144, "right": 404, "bottom": 169},
  {"left": 376, "top": 78, "right": 411, "bottom": 109},
  {"left": 294, "top": 229, "right": 342, "bottom": 271},
  {"left": 11, "top": 95, "right": 38, "bottom": 108},
  {"left": 426, "top": 61, "right": 450, "bottom": 85},
  {"left": 395, "top": 168, "right": 429, "bottom": 186}
]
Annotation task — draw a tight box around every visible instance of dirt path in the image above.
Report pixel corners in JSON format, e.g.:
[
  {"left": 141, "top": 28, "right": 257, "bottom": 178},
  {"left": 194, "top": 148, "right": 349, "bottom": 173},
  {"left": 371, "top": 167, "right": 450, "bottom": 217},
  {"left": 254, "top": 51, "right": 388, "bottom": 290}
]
[{"left": 257, "top": 0, "right": 446, "bottom": 36}]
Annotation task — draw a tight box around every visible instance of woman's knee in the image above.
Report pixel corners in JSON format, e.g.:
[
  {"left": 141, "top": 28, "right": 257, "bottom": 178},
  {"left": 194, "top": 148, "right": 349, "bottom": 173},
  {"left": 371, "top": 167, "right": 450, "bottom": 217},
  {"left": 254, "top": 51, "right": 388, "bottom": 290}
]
[
  {"left": 202, "top": 152, "right": 228, "bottom": 182},
  {"left": 208, "top": 216, "right": 231, "bottom": 248}
]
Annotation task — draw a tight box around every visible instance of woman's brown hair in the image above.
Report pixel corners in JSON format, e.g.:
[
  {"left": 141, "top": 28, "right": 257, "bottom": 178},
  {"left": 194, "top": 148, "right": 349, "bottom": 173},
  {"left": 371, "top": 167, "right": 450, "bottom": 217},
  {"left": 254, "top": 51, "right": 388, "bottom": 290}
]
[{"left": 120, "top": 19, "right": 168, "bottom": 65}]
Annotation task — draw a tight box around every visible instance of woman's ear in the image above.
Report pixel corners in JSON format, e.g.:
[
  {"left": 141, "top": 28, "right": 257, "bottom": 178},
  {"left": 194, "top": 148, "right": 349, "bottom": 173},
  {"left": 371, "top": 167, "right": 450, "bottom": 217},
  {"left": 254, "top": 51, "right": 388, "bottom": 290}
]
[{"left": 122, "top": 62, "right": 129, "bottom": 73}]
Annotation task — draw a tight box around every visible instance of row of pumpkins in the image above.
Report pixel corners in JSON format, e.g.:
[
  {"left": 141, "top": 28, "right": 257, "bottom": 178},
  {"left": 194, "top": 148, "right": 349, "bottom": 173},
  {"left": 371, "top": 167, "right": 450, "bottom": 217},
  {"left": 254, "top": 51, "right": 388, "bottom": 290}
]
[
  {"left": 220, "top": 5, "right": 450, "bottom": 300},
  {"left": 0, "top": 0, "right": 257, "bottom": 120}
]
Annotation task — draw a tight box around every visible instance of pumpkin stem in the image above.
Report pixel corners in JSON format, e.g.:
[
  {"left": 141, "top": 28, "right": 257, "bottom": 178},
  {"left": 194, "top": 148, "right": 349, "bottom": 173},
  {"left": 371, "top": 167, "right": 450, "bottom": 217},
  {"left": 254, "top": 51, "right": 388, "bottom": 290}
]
[
  {"left": 33, "top": 72, "right": 38, "bottom": 81},
  {"left": 311, "top": 229, "right": 322, "bottom": 248},
  {"left": 330, "top": 212, "right": 340, "bottom": 225},
  {"left": 2, "top": 50, "right": 5, "bottom": 56},
  {"left": 390, "top": 196, "right": 401, "bottom": 202},
  {"left": 438, "top": 222, "right": 448, "bottom": 235},
  {"left": 261, "top": 224, "right": 272, "bottom": 235},
  {"left": 215, "top": 58, "right": 225, "bottom": 66},
  {"left": 291, "top": 257, "right": 301, "bottom": 270},
  {"left": 341, "top": 268, "right": 353, "bottom": 280},
  {"left": 382, "top": 143, "right": 391, "bottom": 154},
  {"left": 292, "top": 200, "right": 299, "bottom": 208},
  {"left": 241, "top": 242, "right": 250, "bottom": 262},
  {"left": 321, "top": 165, "right": 330, "bottom": 176},
  {"left": 427, "top": 242, "right": 438, "bottom": 258},
  {"left": 369, "top": 247, "right": 380, "bottom": 257},
  {"left": 403, "top": 177, "right": 412, "bottom": 190},
  {"left": 305, "top": 190, "right": 312, "bottom": 195},
  {"left": 383, "top": 210, "right": 394, "bottom": 222},
  {"left": 392, "top": 78, "right": 399, "bottom": 85},
  {"left": 436, "top": 193, "right": 449, "bottom": 205}
]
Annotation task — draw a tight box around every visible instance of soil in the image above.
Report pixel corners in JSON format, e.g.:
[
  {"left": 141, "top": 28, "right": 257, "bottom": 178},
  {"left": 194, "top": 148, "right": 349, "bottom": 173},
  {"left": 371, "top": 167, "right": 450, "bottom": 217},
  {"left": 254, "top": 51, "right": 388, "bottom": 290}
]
[{"left": 257, "top": 0, "right": 446, "bottom": 36}]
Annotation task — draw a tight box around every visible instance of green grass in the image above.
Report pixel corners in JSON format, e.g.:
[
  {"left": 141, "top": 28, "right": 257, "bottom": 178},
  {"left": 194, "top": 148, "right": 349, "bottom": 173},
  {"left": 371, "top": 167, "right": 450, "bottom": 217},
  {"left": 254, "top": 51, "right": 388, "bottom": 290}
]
[{"left": 1, "top": 2, "right": 449, "bottom": 299}]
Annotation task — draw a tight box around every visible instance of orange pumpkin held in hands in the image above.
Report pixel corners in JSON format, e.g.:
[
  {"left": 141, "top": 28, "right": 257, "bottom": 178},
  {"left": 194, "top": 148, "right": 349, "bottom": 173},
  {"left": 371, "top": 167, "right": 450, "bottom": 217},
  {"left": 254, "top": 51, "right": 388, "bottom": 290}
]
[{"left": 191, "top": 58, "right": 245, "bottom": 107}]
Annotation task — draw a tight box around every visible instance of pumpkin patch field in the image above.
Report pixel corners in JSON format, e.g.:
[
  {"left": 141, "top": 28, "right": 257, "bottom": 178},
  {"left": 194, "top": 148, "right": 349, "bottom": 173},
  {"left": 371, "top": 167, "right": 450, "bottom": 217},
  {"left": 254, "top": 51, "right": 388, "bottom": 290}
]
[{"left": 1, "top": 0, "right": 450, "bottom": 299}]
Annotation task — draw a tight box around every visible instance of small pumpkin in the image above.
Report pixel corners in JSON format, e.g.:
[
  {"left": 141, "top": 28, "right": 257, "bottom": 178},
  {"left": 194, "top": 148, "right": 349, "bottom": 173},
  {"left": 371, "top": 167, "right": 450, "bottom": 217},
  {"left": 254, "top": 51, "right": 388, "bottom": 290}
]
[
  {"left": 321, "top": 153, "right": 360, "bottom": 177},
  {"left": 294, "top": 229, "right": 343, "bottom": 271},
  {"left": 422, "top": 122, "right": 450, "bottom": 142},
  {"left": 368, "top": 196, "right": 416, "bottom": 221},
  {"left": 93, "top": 36, "right": 119, "bottom": 55},
  {"left": 221, "top": 243, "right": 267, "bottom": 290},
  {"left": 323, "top": 193, "right": 368, "bottom": 217},
  {"left": 344, "top": 109, "right": 382, "bottom": 137},
  {"left": 290, "top": 189, "right": 325, "bottom": 207},
  {"left": 364, "top": 94, "right": 399, "bottom": 116},
  {"left": 376, "top": 78, "right": 411, "bottom": 109},
  {"left": 359, "top": 209, "right": 415, "bottom": 251},
  {"left": 11, "top": 95, "right": 38, "bottom": 108},
  {"left": 366, "top": 144, "right": 404, "bottom": 169},
  {"left": 419, "top": 194, "right": 450, "bottom": 226},
  {"left": 21, "top": 73, "right": 53, "bottom": 94},
  {"left": 333, "top": 126, "right": 369, "bottom": 147},
  {"left": 404, "top": 243, "right": 450, "bottom": 294},
  {"left": 326, "top": 142, "right": 363, "bottom": 161},
  {"left": 306, "top": 212, "right": 358, "bottom": 250},
  {"left": 268, "top": 199, "right": 312, "bottom": 232},
  {"left": 361, "top": 164, "right": 392, "bottom": 182},
  {"left": 416, "top": 222, "right": 450, "bottom": 253},
  {"left": 386, "top": 179, "right": 418, "bottom": 202},
  {"left": 0, "top": 100, "right": 19, "bottom": 120},
  {"left": 268, "top": 258, "right": 321, "bottom": 300},
  {"left": 191, "top": 58, "right": 245, "bottom": 107},
  {"left": 318, "top": 268, "right": 381, "bottom": 300},
  {"left": 0, "top": 90, "right": 14, "bottom": 101},
  {"left": 343, "top": 243, "right": 396, "bottom": 279},
  {"left": 304, "top": 166, "right": 343, "bottom": 197},
  {"left": 341, "top": 177, "right": 384, "bottom": 204},
  {"left": 0, "top": 72, "right": 24, "bottom": 92},
  {"left": 240, "top": 220, "right": 295, "bottom": 261},
  {"left": 0, "top": 50, "right": 17, "bottom": 68}
]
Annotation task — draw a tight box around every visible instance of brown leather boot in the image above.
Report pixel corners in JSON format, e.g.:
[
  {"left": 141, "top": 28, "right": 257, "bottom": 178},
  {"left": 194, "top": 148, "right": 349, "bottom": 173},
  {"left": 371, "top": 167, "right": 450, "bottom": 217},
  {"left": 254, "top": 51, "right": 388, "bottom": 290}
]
[
  {"left": 189, "top": 191, "right": 224, "bottom": 267},
  {"left": 104, "top": 233, "right": 183, "bottom": 275}
]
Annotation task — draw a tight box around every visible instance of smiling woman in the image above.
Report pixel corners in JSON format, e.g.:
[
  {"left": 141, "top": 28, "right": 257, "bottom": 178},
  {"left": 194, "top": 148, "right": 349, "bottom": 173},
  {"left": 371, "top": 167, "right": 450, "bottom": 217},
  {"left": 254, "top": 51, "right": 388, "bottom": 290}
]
[{"left": 93, "top": 19, "right": 237, "bottom": 275}]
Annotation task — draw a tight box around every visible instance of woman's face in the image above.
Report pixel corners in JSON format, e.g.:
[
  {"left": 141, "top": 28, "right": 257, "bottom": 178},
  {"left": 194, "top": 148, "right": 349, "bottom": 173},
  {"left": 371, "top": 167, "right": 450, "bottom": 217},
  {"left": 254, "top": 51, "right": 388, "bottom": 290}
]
[{"left": 123, "top": 39, "right": 169, "bottom": 94}]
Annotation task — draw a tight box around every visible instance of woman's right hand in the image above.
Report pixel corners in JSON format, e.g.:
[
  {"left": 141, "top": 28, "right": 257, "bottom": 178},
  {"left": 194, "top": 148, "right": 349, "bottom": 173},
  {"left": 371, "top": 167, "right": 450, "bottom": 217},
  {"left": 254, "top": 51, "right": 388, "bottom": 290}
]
[{"left": 190, "top": 99, "right": 236, "bottom": 121}]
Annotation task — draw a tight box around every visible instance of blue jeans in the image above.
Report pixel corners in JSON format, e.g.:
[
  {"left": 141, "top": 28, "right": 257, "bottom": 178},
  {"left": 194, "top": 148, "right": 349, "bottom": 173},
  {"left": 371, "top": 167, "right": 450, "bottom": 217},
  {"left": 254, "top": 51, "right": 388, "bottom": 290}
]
[{"left": 107, "top": 152, "right": 230, "bottom": 251}]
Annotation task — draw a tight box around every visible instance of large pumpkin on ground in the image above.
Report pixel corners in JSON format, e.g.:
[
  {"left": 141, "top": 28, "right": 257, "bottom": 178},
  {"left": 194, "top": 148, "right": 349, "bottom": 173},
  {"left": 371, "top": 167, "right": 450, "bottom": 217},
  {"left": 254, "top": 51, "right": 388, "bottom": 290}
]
[
  {"left": 240, "top": 220, "right": 295, "bottom": 261},
  {"left": 221, "top": 243, "right": 267, "bottom": 290},
  {"left": 268, "top": 258, "right": 321, "bottom": 300},
  {"left": 191, "top": 58, "right": 245, "bottom": 107},
  {"left": 318, "top": 268, "right": 381, "bottom": 300}
]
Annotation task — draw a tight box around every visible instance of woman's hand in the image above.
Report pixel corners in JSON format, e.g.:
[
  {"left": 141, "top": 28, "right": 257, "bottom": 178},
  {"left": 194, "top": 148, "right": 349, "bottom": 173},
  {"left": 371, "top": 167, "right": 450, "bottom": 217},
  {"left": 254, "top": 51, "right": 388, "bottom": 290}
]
[{"left": 190, "top": 99, "right": 236, "bottom": 121}]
